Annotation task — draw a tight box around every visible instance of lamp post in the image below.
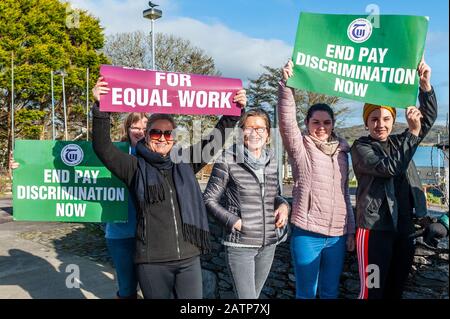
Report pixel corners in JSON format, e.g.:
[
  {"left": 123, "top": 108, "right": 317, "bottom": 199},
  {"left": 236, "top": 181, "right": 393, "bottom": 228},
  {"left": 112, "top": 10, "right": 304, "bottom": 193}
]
[
  {"left": 54, "top": 69, "right": 68, "bottom": 140},
  {"left": 51, "top": 70, "right": 56, "bottom": 140},
  {"left": 86, "top": 67, "right": 89, "bottom": 141},
  {"left": 143, "top": 1, "right": 162, "bottom": 70},
  {"left": 11, "top": 52, "right": 14, "bottom": 152}
]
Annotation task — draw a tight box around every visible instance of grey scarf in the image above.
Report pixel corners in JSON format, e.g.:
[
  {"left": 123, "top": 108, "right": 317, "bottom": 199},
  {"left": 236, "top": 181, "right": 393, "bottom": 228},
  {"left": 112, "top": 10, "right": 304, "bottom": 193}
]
[{"left": 243, "top": 146, "right": 270, "bottom": 171}]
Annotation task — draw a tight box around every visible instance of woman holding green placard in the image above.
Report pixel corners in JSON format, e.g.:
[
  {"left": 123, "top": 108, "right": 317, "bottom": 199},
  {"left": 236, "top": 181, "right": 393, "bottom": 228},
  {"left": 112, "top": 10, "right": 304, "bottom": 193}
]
[
  {"left": 351, "top": 60, "right": 437, "bottom": 299},
  {"left": 278, "top": 60, "right": 355, "bottom": 299}
]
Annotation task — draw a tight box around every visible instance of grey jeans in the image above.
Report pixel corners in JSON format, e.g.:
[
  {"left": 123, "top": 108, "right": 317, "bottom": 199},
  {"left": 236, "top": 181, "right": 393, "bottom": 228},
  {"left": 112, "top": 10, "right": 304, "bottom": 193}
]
[{"left": 225, "top": 244, "right": 277, "bottom": 299}]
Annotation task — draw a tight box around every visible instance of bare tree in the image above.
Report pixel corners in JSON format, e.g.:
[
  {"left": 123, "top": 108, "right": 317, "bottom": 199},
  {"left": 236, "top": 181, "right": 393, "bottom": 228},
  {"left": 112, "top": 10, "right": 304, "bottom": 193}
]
[{"left": 102, "top": 32, "right": 222, "bottom": 142}]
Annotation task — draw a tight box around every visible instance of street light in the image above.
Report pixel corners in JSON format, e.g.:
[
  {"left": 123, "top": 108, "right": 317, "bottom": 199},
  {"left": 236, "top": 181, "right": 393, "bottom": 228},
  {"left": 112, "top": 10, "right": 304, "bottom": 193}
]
[
  {"left": 50, "top": 70, "right": 56, "bottom": 140},
  {"left": 143, "top": 1, "right": 162, "bottom": 70},
  {"left": 86, "top": 67, "right": 89, "bottom": 141},
  {"left": 11, "top": 52, "right": 14, "bottom": 152},
  {"left": 54, "top": 69, "right": 68, "bottom": 141}
]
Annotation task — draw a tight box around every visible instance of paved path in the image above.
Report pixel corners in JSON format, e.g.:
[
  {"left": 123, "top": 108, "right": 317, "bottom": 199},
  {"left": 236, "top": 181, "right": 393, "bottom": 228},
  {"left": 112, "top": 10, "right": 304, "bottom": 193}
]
[
  {"left": 0, "top": 192, "right": 446, "bottom": 299},
  {"left": 0, "top": 197, "right": 117, "bottom": 299}
]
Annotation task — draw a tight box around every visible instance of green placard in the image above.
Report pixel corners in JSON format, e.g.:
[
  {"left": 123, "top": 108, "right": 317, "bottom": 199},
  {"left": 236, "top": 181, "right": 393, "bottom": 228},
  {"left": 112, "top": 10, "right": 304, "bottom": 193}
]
[
  {"left": 287, "top": 13, "right": 428, "bottom": 108},
  {"left": 13, "top": 140, "right": 129, "bottom": 222}
]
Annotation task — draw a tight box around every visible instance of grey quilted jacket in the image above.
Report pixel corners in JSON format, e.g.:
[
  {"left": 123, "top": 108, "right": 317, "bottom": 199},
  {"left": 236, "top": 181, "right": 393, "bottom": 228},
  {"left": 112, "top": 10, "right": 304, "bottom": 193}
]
[{"left": 203, "top": 145, "right": 289, "bottom": 247}]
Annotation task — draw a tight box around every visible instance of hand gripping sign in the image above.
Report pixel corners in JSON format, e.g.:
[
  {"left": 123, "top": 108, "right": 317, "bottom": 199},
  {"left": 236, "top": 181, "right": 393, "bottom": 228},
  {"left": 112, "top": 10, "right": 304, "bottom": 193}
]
[
  {"left": 287, "top": 13, "right": 429, "bottom": 108},
  {"left": 99, "top": 65, "right": 243, "bottom": 116}
]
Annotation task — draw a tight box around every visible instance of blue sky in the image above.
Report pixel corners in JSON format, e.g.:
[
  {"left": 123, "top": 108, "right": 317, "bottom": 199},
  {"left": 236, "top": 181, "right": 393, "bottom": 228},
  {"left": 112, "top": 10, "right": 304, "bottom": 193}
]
[{"left": 69, "top": 0, "right": 449, "bottom": 127}]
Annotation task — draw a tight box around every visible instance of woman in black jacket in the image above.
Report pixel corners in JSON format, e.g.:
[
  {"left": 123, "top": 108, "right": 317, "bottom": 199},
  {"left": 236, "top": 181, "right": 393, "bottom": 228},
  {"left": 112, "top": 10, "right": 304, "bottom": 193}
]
[
  {"left": 92, "top": 77, "right": 246, "bottom": 299},
  {"left": 203, "top": 108, "right": 290, "bottom": 299},
  {"left": 351, "top": 60, "right": 437, "bottom": 299}
]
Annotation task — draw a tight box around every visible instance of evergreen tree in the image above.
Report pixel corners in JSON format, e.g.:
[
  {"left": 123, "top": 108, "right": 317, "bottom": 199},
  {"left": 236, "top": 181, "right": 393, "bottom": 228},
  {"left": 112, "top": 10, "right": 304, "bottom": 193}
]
[{"left": 0, "top": 0, "right": 109, "bottom": 168}]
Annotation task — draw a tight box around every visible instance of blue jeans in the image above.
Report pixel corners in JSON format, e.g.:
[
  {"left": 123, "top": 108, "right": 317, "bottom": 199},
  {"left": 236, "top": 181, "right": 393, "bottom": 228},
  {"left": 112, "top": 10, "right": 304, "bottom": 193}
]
[
  {"left": 225, "top": 245, "right": 277, "bottom": 299},
  {"left": 106, "top": 238, "right": 138, "bottom": 298},
  {"left": 290, "top": 226, "right": 346, "bottom": 299}
]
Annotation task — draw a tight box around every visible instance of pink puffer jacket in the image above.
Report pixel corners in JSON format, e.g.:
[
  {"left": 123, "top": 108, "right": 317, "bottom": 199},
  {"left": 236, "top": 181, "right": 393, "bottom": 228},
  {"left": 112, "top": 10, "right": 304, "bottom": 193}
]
[{"left": 278, "top": 81, "right": 355, "bottom": 236}]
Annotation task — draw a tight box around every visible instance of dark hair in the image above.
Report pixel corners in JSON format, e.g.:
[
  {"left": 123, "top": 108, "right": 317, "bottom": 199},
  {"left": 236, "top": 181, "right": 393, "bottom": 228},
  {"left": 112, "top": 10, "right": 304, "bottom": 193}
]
[
  {"left": 121, "top": 113, "right": 148, "bottom": 142},
  {"left": 146, "top": 113, "right": 177, "bottom": 132},
  {"left": 306, "top": 103, "right": 335, "bottom": 124},
  {"left": 238, "top": 108, "right": 271, "bottom": 137}
]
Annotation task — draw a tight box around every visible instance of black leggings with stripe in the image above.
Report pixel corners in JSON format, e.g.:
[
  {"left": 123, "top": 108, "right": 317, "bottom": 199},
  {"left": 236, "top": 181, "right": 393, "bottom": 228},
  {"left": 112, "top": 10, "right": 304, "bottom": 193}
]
[{"left": 356, "top": 228, "right": 415, "bottom": 299}]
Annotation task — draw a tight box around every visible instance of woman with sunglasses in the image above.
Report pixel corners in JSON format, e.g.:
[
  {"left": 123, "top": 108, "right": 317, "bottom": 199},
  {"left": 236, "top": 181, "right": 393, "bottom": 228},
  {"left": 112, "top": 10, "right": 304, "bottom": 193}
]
[
  {"left": 105, "top": 112, "right": 147, "bottom": 299},
  {"left": 351, "top": 60, "right": 437, "bottom": 299},
  {"left": 92, "top": 77, "right": 246, "bottom": 299},
  {"left": 203, "top": 108, "right": 290, "bottom": 299},
  {"left": 278, "top": 60, "right": 355, "bottom": 299}
]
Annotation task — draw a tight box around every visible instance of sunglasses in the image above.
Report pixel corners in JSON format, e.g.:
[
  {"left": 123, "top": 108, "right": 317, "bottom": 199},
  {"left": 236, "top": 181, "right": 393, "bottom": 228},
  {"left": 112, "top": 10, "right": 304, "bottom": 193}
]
[{"left": 148, "top": 129, "right": 174, "bottom": 141}]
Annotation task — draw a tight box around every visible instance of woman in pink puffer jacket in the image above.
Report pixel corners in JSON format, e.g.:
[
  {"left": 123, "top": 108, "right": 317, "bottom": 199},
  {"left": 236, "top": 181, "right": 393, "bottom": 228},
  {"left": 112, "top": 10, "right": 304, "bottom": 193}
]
[{"left": 278, "top": 60, "right": 355, "bottom": 299}]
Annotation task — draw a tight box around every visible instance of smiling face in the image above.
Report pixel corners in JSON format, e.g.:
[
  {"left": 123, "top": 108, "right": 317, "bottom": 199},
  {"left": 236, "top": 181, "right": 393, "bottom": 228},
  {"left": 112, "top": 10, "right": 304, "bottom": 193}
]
[
  {"left": 145, "top": 119, "right": 175, "bottom": 156},
  {"left": 306, "top": 110, "right": 334, "bottom": 141},
  {"left": 128, "top": 118, "right": 148, "bottom": 147},
  {"left": 367, "top": 108, "right": 394, "bottom": 141},
  {"left": 243, "top": 116, "right": 269, "bottom": 152}
]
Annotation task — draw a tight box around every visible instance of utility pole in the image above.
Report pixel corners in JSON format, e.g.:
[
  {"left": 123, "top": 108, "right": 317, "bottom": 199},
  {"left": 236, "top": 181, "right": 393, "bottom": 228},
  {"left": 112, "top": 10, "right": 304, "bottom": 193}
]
[
  {"left": 11, "top": 52, "right": 15, "bottom": 151},
  {"left": 86, "top": 67, "right": 89, "bottom": 140}
]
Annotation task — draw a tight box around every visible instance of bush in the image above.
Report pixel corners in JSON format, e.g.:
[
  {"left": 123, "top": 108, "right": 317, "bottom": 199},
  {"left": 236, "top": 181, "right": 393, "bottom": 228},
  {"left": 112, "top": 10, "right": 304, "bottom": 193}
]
[{"left": 426, "top": 192, "right": 443, "bottom": 205}]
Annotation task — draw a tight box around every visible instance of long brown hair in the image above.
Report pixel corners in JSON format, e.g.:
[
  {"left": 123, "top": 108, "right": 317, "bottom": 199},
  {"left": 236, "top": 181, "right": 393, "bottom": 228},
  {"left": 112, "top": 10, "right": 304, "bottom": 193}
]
[{"left": 121, "top": 113, "right": 148, "bottom": 142}]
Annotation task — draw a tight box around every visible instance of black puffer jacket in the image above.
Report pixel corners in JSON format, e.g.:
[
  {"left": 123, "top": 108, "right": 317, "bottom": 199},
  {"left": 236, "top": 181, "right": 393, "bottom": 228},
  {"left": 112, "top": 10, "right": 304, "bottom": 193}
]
[
  {"left": 351, "top": 88, "right": 437, "bottom": 231},
  {"left": 203, "top": 145, "right": 290, "bottom": 247}
]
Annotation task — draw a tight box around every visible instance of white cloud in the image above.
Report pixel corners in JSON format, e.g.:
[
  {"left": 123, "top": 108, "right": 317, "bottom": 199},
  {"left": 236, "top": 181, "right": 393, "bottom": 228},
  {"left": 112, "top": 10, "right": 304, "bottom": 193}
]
[
  {"left": 66, "top": 0, "right": 292, "bottom": 81},
  {"left": 157, "top": 17, "right": 292, "bottom": 80},
  {"left": 67, "top": 0, "right": 177, "bottom": 34}
]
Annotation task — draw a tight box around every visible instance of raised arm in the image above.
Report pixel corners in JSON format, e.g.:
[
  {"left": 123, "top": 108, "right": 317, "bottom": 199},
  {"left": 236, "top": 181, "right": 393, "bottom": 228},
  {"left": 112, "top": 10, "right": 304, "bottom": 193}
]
[
  {"left": 190, "top": 90, "right": 246, "bottom": 174},
  {"left": 351, "top": 132, "right": 420, "bottom": 179},
  {"left": 416, "top": 60, "right": 437, "bottom": 140},
  {"left": 278, "top": 60, "right": 306, "bottom": 161},
  {"left": 92, "top": 77, "right": 137, "bottom": 187}
]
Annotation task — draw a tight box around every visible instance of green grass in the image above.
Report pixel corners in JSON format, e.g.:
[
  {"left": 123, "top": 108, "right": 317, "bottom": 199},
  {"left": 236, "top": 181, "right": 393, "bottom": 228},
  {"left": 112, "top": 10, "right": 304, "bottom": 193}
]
[
  {"left": 348, "top": 180, "right": 358, "bottom": 188},
  {"left": 426, "top": 192, "right": 443, "bottom": 205}
]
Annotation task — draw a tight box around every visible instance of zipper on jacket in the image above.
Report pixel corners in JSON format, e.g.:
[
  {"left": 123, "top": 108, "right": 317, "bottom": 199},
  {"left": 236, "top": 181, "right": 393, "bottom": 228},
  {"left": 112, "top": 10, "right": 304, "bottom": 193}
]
[
  {"left": 329, "top": 156, "right": 336, "bottom": 234},
  {"left": 140, "top": 215, "right": 146, "bottom": 244},
  {"left": 240, "top": 161, "right": 269, "bottom": 247},
  {"left": 143, "top": 216, "right": 147, "bottom": 243},
  {"left": 165, "top": 173, "right": 181, "bottom": 260},
  {"left": 259, "top": 182, "right": 266, "bottom": 247}
]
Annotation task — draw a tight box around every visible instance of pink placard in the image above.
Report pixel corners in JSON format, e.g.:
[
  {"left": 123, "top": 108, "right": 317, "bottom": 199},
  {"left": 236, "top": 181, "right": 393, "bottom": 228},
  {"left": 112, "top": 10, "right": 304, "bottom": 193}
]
[{"left": 99, "top": 65, "right": 243, "bottom": 116}]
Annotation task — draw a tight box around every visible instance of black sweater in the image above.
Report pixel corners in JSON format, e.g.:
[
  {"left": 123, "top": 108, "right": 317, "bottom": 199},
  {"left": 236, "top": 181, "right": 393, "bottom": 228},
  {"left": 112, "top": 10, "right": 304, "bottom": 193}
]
[
  {"left": 92, "top": 102, "right": 241, "bottom": 263},
  {"left": 351, "top": 88, "right": 438, "bottom": 233}
]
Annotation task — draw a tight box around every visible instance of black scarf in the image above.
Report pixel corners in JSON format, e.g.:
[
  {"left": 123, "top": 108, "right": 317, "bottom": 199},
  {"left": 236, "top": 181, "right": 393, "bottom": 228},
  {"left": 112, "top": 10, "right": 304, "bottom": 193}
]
[{"left": 133, "top": 140, "right": 211, "bottom": 253}]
